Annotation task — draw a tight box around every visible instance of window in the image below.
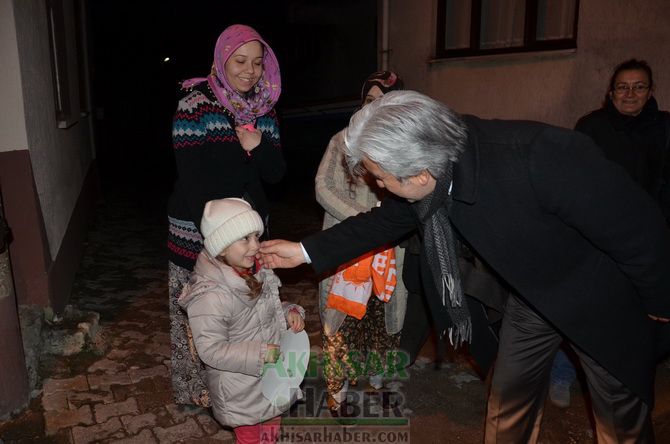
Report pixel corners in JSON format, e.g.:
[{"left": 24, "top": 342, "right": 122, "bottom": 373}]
[
  {"left": 46, "top": 0, "right": 84, "bottom": 128},
  {"left": 436, "top": 0, "right": 579, "bottom": 59}
]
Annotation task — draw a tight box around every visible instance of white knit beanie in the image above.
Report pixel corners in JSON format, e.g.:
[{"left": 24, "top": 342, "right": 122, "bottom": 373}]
[{"left": 200, "top": 198, "right": 264, "bottom": 257}]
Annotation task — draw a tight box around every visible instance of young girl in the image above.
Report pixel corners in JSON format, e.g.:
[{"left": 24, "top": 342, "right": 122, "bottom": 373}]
[{"left": 178, "top": 198, "right": 305, "bottom": 443}]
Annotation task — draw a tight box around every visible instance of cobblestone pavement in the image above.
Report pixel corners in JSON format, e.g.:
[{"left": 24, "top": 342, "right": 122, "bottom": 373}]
[{"left": 2, "top": 185, "right": 670, "bottom": 443}]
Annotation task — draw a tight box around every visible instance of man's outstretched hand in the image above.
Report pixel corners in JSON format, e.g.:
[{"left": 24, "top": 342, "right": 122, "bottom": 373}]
[
  {"left": 259, "top": 239, "right": 306, "bottom": 269},
  {"left": 649, "top": 314, "right": 670, "bottom": 323}
]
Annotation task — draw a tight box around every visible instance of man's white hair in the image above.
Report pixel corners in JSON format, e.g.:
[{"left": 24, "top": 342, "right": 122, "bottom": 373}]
[{"left": 343, "top": 90, "right": 467, "bottom": 179}]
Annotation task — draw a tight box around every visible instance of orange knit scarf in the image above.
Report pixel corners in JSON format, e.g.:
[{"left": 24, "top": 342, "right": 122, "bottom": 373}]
[{"left": 326, "top": 247, "right": 397, "bottom": 319}]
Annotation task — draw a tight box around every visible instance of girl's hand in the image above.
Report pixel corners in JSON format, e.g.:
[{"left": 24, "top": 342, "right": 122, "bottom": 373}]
[
  {"left": 287, "top": 309, "right": 305, "bottom": 332},
  {"left": 236, "top": 126, "right": 262, "bottom": 152},
  {"left": 265, "top": 344, "right": 280, "bottom": 363}
]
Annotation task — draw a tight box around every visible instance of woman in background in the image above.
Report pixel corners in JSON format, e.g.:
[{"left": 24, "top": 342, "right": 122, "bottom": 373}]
[
  {"left": 550, "top": 58, "right": 670, "bottom": 409},
  {"left": 315, "top": 71, "right": 408, "bottom": 413}
]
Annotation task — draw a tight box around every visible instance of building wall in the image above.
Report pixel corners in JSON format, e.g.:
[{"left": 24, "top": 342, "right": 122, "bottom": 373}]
[
  {"left": 0, "top": 0, "right": 96, "bottom": 310},
  {"left": 0, "top": 0, "right": 32, "bottom": 417},
  {"left": 0, "top": 0, "right": 97, "bottom": 414},
  {"left": 387, "top": 0, "right": 670, "bottom": 129},
  {"left": 0, "top": 0, "right": 28, "bottom": 152},
  {"left": 12, "top": 0, "right": 94, "bottom": 260}
]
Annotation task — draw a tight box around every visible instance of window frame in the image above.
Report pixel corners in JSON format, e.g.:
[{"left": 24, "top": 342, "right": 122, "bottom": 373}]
[
  {"left": 46, "top": 0, "right": 85, "bottom": 129},
  {"left": 435, "top": 0, "right": 580, "bottom": 59}
]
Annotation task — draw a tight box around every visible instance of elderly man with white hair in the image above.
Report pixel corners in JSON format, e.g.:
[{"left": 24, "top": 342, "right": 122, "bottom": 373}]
[{"left": 261, "top": 90, "right": 670, "bottom": 443}]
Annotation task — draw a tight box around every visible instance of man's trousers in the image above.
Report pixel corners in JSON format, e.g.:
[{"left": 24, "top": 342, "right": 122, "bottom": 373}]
[{"left": 485, "top": 294, "right": 654, "bottom": 443}]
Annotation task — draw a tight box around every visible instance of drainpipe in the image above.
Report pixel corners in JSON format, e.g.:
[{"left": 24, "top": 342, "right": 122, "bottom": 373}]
[{"left": 381, "top": 0, "right": 390, "bottom": 70}]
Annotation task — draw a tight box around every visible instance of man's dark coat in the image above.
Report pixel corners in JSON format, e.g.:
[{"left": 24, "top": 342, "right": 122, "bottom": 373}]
[{"left": 303, "top": 116, "right": 670, "bottom": 404}]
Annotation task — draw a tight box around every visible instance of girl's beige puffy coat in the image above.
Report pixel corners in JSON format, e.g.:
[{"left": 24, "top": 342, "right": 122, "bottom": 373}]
[{"left": 178, "top": 251, "right": 300, "bottom": 427}]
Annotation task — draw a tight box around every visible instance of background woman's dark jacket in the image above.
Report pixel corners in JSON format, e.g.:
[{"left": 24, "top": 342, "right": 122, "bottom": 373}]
[{"left": 575, "top": 97, "right": 670, "bottom": 221}]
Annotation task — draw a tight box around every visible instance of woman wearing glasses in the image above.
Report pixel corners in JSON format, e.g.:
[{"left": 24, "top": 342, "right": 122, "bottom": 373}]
[
  {"left": 550, "top": 58, "right": 670, "bottom": 410},
  {"left": 575, "top": 58, "right": 670, "bottom": 221}
]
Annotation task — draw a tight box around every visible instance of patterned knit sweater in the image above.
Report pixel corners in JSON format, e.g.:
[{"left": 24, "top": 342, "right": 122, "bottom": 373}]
[{"left": 168, "top": 82, "right": 285, "bottom": 269}]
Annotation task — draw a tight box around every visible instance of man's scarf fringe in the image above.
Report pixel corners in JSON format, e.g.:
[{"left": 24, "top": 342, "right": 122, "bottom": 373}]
[{"left": 413, "top": 162, "right": 472, "bottom": 347}]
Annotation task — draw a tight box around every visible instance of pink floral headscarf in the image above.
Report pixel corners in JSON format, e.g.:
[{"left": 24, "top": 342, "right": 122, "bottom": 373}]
[{"left": 182, "top": 24, "right": 281, "bottom": 125}]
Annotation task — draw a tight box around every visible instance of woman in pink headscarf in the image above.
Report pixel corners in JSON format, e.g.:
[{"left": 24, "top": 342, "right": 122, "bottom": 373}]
[{"left": 167, "top": 24, "right": 285, "bottom": 407}]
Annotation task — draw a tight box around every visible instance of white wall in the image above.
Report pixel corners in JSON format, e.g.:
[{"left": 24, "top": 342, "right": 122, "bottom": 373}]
[
  {"left": 388, "top": 0, "right": 670, "bottom": 129},
  {"left": 11, "top": 0, "right": 94, "bottom": 259},
  {"left": 0, "top": 0, "right": 28, "bottom": 152}
]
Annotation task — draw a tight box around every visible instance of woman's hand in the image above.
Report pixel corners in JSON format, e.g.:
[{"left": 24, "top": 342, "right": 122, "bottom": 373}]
[
  {"left": 265, "top": 344, "right": 280, "bottom": 363},
  {"left": 287, "top": 309, "right": 305, "bottom": 332},
  {"left": 236, "top": 126, "right": 262, "bottom": 152}
]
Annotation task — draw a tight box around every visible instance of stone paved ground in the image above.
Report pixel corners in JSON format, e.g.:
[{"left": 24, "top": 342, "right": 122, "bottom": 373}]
[{"left": 2, "top": 184, "right": 670, "bottom": 443}]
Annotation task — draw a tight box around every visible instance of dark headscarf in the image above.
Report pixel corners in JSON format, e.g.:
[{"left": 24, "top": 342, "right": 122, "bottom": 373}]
[{"left": 360, "top": 71, "right": 404, "bottom": 105}]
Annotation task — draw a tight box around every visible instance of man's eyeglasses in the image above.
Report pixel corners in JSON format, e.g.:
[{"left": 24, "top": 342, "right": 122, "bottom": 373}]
[{"left": 613, "top": 83, "right": 650, "bottom": 95}]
